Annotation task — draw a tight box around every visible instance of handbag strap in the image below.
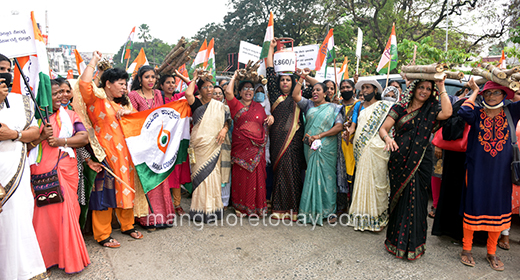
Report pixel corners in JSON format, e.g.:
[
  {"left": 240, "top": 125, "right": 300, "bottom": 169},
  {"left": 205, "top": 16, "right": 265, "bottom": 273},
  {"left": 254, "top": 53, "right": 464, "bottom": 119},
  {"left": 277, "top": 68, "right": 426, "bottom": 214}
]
[{"left": 504, "top": 107, "right": 517, "bottom": 144}]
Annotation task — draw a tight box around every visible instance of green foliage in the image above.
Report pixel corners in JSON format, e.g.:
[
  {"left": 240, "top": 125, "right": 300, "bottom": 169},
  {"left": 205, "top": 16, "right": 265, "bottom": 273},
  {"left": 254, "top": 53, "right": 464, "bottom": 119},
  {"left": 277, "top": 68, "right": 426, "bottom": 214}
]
[
  {"left": 510, "top": 18, "right": 520, "bottom": 44},
  {"left": 113, "top": 37, "right": 174, "bottom": 69},
  {"left": 505, "top": 46, "right": 520, "bottom": 62}
]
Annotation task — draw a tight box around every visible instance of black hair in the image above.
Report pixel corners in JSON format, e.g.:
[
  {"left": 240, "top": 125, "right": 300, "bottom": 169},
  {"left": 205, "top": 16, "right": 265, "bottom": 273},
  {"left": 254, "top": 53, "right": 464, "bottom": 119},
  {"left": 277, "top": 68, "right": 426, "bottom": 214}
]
[
  {"left": 158, "top": 74, "right": 175, "bottom": 90},
  {"left": 339, "top": 79, "right": 355, "bottom": 89},
  {"left": 130, "top": 65, "right": 156, "bottom": 91},
  {"left": 455, "top": 86, "right": 469, "bottom": 97},
  {"left": 276, "top": 74, "right": 296, "bottom": 94},
  {"left": 389, "top": 80, "right": 401, "bottom": 88},
  {"left": 0, "top": 53, "right": 10, "bottom": 64},
  {"left": 55, "top": 77, "right": 71, "bottom": 89},
  {"left": 314, "top": 83, "right": 328, "bottom": 93},
  {"left": 323, "top": 79, "right": 337, "bottom": 93},
  {"left": 100, "top": 68, "right": 130, "bottom": 106},
  {"left": 50, "top": 79, "right": 60, "bottom": 87},
  {"left": 238, "top": 80, "right": 253, "bottom": 92},
  {"left": 213, "top": 85, "right": 223, "bottom": 93}
]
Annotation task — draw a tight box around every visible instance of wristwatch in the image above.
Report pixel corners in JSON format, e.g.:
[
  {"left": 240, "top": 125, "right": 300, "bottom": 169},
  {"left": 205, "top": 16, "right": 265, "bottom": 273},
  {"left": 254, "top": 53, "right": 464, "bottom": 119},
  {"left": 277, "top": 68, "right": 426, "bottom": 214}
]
[{"left": 14, "top": 130, "right": 22, "bottom": 141}]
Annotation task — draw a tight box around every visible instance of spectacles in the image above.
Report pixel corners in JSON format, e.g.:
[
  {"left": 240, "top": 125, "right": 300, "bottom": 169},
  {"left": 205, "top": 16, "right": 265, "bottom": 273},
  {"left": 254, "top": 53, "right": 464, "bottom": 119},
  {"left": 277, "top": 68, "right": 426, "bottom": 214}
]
[
  {"left": 213, "top": 92, "right": 223, "bottom": 96},
  {"left": 202, "top": 85, "right": 214, "bottom": 90},
  {"left": 483, "top": 90, "right": 504, "bottom": 97},
  {"left": 242, "top": 87, "right": 254, "bottom": 91}
]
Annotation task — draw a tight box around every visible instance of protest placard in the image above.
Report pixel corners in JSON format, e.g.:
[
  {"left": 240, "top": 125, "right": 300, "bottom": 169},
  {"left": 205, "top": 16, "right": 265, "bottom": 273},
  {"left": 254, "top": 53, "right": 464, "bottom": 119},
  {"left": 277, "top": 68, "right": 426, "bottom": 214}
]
[
  {"left": 273, "top": 51, "right": 296, "bottom": 73},
  {"left": 315, "top": 67, "right": 342, "bottom": 84},
  {"left": 238, "top": 41, "right": 262, "bottom": 64},
  {"left": 0, "top": 15, "right": 36, "bottom": 58},
  {"left": 294, "top": 44, "right": 319, "bottom": 70}
]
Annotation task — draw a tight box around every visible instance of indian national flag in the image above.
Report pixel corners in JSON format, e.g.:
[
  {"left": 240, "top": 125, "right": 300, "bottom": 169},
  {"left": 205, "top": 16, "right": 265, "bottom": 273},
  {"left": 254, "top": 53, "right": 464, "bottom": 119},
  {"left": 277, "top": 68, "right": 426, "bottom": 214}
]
[
  {"left": 121, "top": 26, "right": 136, "bottom": 63},
  {"left": 376, "top": 23, "right": 398, "bottom": 74},
  {"left": 260, "top": 11, "right": 274, "bottom": 60},
  {"left": 339, "top": 57, "right": 349, "bottom": 80},
  {"left": 127, "top": 48, "right": 149, "bottom": 76},
  {"left": 120, "top": 100, "right": 192, "bottom": 193},
  {"left": 74, "top": 49, "right": 86, "bottom": 75},
  {"left": 204, "top": 38, "right": 216, "bottom": 83},
  {"left": 188, "top": 39, "right": 207, "bottom": 78},
  {"left": 498, "top": 50, "right": 506, "bottom": 69},
  {"left": 315, "top": 28, "right": 335, "bottom": 72},
  {"left": 175, "top": 64, "right": 189, "bottom": 92},
  {"left": 11, "top": 11, "right": 52, "bottom": 117}
]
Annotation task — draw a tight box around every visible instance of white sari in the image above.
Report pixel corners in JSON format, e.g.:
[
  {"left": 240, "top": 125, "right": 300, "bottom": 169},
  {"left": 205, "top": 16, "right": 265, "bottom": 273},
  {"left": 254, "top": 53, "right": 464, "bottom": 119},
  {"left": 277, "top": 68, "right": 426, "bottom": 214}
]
[{"left": 0, "top": 93, "right": 47, "bottom": 279}]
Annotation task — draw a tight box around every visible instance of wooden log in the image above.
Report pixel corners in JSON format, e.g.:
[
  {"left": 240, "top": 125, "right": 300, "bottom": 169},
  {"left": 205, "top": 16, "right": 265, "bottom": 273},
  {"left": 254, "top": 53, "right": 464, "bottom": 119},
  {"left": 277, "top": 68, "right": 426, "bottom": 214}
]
[
  {"left": 503, "top": 67, "right": 519, "bottom": 76},
  {"left": 481, "top": 63, "right": 507, "bottom": 79},
  {"left": 511, "top": 73, "right": 520, "bottom": 81},
  {"left": 400, "top": 72, "right": 446, "bottom": 81},
  {"left": 158, "top": 37, "right": 186, "bottom": 72},
  {"left": 444, "top": 71, "right": 464, "bottom": 80},
  {"left": 474, "top": 77, "right": 488, "bottom": 85},
  {"left": 472, "top": 67, "right": 519, "bottom": 91},
  {"left": 401, "top": 64, "right": 444, "bottom": 73},
  {"left": 158, "top": 46, "right": 185, "bottom": 73}
]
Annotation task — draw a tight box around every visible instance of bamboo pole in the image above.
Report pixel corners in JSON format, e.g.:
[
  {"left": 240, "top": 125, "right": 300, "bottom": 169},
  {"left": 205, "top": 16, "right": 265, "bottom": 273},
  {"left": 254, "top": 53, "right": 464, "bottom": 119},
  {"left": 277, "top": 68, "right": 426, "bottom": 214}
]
[{"left": 100, "top": 165, "right": 135, "bottom": 193}]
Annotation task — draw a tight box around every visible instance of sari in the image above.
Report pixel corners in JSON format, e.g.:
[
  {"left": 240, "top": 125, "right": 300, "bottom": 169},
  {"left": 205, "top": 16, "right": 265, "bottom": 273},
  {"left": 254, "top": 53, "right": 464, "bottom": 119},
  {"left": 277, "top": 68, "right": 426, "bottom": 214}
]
[
  {"left": 189, "top": 99, "right": 230, "bottom": 222},
  {"left": 228, "top": 98, "right": 268, "bottom": 216},
  {"left": 298, "top": 101, "right": 341, "bottom": 226},
  {"left": 31, "top": 108, "right": 90, "bottom": 273},
  {"left": 266, "top": 67, "right": 306, "bottom": 220},
  {"left": 384, "top": 80, "right": 441, "bottom": 260},
  {"left": 348, "top": 100, "right": 392, "bottom": 231},
  {"left": 0, "top": 93, "right": 47, "bottom": 280}
]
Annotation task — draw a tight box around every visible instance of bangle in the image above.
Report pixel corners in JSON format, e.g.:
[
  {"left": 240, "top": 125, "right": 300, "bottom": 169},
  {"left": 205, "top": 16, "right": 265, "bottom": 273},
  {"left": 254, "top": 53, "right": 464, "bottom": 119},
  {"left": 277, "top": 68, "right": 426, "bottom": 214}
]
[
  {"left": 382, "top": 135, "right": 389, "bottom": 141},
  {"left": 297, "top": 81, "right": 303, "bottom": 86},
  {"left": 87, "top": 64, "right": 96, "bottom": 70},
  {"left": 318, "top": 134, "right": 321, "bottom": 139},
  {"left": 439, "top": 91, "right": 447, "bottom": 96},
  {"left": 64, "top": 138, "right": 68, "bottom": 148}
]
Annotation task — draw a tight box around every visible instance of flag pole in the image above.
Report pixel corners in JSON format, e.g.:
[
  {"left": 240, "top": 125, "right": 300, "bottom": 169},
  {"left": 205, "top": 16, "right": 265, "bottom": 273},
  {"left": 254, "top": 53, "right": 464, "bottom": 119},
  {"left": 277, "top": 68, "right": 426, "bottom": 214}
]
[
  {"left": 333, "top": 58, "right": 339, "bottom": 99},
  {"left": 385, "top": 59, "right": 391, "bottom": 88},
  {"left": 356, "top": 56, "right": 360, "bottom": 76},
  {"left": 13, "top": 58, "right": 47, "bottom": 124},
  {"left": 125, "top": 55, "right": 130, "bottom": 71}
]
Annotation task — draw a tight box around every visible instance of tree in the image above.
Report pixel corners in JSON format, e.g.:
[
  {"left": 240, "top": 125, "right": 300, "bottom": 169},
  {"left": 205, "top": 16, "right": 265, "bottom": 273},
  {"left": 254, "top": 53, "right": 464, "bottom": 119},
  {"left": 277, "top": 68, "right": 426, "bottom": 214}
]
[
  {"left": 138, "top": 24, "right": 152, "bottom": 49},
  {"left": 113, "top": 38, "right": 174, "bottom": 69}
]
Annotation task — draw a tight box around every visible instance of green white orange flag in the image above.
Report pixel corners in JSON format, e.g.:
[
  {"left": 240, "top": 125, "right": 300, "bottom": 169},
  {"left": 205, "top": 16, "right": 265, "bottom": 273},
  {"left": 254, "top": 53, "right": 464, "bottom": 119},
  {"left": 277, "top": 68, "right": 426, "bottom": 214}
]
[
  {"left": 315, "top": 29, "right": 335, "bottom": 72},
  {"left": 121, "top": 26, "right": 136, "bottom": 63},
  {"left": 204, "top": 38, "right": 216, "bottom": 83},
  {"left": 260, "top": 12, "right": 274, "bottom": 60},
  {"left": 376, "top": 23, "right": 398, "bottom": 74},
  {"left": 339, "top": 57, "right": 349, "bottom": 80},
  {"left": 74, "top": 49, "right": 86, "bottom": 75},
  {"left": 499, "top": 50, "right": 506, "bottom": 69},
  {"left": 127, "top": 48, "right": 149, "bottom": 76},
  {"left": 189, "top": 39, "right": 207, "bottom": 78},
  {"left": 11, "top": 11, "right": 52, "bottom": 117},
  {"left": 175, "top": 64, "right": 189, "bottom": 92},
  {"left": 120, "top": 100, "right": 192, "bottom": 193}
]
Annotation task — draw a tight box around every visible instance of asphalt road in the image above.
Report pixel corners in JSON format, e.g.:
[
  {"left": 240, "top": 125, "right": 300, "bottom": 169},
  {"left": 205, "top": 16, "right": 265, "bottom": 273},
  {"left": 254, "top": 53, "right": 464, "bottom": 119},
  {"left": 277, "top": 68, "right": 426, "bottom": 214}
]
[{"left": 50, "top": 198, "right": 520, "bottom": 280}]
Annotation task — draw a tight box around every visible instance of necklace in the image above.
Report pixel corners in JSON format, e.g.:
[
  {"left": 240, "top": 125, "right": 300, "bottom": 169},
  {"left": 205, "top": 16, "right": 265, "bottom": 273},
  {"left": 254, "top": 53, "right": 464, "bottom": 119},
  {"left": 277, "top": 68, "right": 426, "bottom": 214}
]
[{"left": 140, "top": 89, "right": 155, "bottom": 109}]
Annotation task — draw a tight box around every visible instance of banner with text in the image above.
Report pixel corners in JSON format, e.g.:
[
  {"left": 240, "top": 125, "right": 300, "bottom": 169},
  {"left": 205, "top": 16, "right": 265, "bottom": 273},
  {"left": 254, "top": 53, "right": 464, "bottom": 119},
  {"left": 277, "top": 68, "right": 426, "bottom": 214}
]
[
  {"left": 0, "top": 15, "right": 37, "bottom": 58},
  {"left": 294, "top": 44, "right": 319, "bottom": 70}
]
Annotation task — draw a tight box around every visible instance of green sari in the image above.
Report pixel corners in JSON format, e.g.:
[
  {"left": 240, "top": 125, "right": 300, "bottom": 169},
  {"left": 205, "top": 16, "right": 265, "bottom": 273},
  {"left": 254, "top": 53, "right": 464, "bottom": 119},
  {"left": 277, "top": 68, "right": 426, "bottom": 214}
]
[{"left": 299, "top": 102, "right": 340, "bottom": 225}]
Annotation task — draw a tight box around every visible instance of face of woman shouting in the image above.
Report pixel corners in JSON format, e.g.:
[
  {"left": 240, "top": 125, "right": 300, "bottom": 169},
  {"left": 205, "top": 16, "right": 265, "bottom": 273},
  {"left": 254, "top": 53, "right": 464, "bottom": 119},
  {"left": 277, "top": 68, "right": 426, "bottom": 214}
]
[
  {"left": 51, "top": 84, "right": 63, "bottom": 112},
  {"left": 240, "top": 82, "right": 254, "bottom": 103},
  {"left": 311, "top": 83, "right": 328, "bottom": 105},
  {"left": 161, "top": 77, "right": 176, "bottom": 96}
]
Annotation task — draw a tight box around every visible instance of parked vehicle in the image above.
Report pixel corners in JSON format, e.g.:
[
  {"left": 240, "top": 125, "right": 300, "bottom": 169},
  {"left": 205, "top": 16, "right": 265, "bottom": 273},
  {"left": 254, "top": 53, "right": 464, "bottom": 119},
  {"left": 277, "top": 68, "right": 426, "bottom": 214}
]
[{"left": 357, "top": 74, "right": 467, "bottom": 96}]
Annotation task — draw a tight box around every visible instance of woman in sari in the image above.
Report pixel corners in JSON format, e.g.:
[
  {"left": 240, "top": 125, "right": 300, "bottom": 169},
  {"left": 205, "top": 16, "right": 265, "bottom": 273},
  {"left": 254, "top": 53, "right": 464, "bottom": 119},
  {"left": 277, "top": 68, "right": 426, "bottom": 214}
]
[
  {"left": 379, "top": 79, "right": 452, "bottom": 260},
  {"left": 185, "top": 71, "right": 230, "bottom": 223},
  {"left": 346, "top": 80, "right": 394, "bottom": 232},
  {"left": 30, "top": 80, "right": 91, "bottom": 273},
  {"left": 224, "top": 74, "right": 274, "bottom": 217},
  {"left": 128, "top": 66, "right": 177, "bottom": 229},
  {"left": 79, "top": 51, "right": 145, "bottom": 248},
  {"left": 292, "top": 69, "right": 343, "bottom": 226},
  {"left": 266, "top": 38, "right": 306, "bottom": 221},
  {"left": 212, "top": 85, "right": 232, "bottom": 209}
]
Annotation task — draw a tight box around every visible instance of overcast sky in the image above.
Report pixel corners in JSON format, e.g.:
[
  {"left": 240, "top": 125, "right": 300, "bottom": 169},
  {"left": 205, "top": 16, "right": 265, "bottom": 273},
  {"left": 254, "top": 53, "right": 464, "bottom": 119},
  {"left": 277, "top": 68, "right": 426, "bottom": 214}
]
[{"left": 5, "top": 0, "right": 230, "bottom": 53}]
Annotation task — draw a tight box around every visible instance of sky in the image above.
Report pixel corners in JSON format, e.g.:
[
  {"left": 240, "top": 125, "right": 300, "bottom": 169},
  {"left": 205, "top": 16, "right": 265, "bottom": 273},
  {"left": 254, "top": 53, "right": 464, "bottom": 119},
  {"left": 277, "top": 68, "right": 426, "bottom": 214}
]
[{"left": 5, "top": 0, "right": 230, "bottom": 54}]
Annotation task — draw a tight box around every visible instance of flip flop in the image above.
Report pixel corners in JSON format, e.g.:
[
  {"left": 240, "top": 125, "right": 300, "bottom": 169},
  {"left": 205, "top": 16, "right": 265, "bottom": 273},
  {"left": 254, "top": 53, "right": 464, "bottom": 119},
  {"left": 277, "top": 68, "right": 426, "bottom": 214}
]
[
  {"left": 121, "top": 228, "right": 144, "bottom": 239},
  {"left": 498, "top": 235, "right": 510, "bottom": 250},
  {"left": 460, "top": 251, "right": 475, "bottom": 267},
  {"left": 98, "top": 236, "right": 121, "bottom": 248},
  {"left": 486, "top": 254, "right": 504, "bottom": 271}
]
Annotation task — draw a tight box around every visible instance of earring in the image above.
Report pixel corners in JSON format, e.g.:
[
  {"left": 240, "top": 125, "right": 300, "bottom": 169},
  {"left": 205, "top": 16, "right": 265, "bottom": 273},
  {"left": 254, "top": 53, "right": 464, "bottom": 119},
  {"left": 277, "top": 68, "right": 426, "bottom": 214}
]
[{"left": 108, "top": 86, "right": 111, "bottom": 89}]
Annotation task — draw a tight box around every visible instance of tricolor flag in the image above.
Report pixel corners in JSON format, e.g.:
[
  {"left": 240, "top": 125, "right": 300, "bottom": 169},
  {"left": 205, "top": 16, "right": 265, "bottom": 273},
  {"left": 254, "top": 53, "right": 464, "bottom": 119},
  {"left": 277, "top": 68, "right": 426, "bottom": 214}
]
[
  {"left": 121, "top": 26, "right": 136, "bottom": 63},
  {"left": 498, "top": 50, "right": 506, "bottom": 69},
  {"left": 120, "top": 100, "right": 192, "bottom": 193},
  {"left": 188, "top": 39, "right": 207, "bottom": 78},
  {"left": 259, "top": 11, "right": 274, "bottom": 60},
  {"left": 11, "top": 11, "right": 52, "bottom": 117},
  {"left": 204, "top": 38, "right": 216, "bottom": 83},
  {"left": 175, "top": 64, "right": 189, "bottom": 92},
  {"left": 67, "top": 70, "right": 73, "bottom": 79},
  {"left": 315, "top": 28, "right": 335, "bottom": 72},
  {"left": 74, "top": 49, "right": 86, "bottom": 75},
  {"left": 127, "top": 48, "right": 149, "bottom": 76},
  {"left": 339, "top": 57, "right": 349, "bottom": 80},
  {"left": 376, "top": 23, "right": 398, "bottom": 74}
]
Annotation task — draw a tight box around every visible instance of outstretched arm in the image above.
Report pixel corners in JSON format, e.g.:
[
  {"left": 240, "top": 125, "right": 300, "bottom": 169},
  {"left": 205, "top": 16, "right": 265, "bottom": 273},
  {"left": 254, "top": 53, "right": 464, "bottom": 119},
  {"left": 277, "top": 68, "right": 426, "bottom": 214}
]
[
  {"left": 174, "top": 69, "right": 190, "bottom": 84},
  {"left": 266, "top": 38, "right": 277, "bottom": 68},
  {"left": 184, "top": 72, "right": 199, "bottom": 105},
  {"left": 225, "top": 71, "right": 237, "bottom": 101},
  {"left": 435, "top": 79, "right": 453, "bottom": 121},
  {"left": 81, "top": 51, "right": 102, "bottom": 83}
]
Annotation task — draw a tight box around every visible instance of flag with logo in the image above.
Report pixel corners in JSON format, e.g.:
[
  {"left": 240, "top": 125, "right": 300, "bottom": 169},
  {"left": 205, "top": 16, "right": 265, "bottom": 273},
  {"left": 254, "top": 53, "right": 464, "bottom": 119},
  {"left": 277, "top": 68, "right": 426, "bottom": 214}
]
[
  {"left": 204, "top": 38, "right": 216, "bottom": 83},
  {"left": 315, "top": 28, "right": 335, "bottom": 73},
  {"left": 259, "top": 12, "right": 274, "bottom": 60},
  {"left": 188, "top": 39, "right": 207, "bottom": 78},
  {"left": 498, "top": 50, "right": 506, "bottom": 69},
  {"left": 11, "top": 11, "right": 52, "bottom": 117},
  {"left": 175, "top": 64, "right": 189, "bottom": 92},
  {"left": 127, "top": 48, "right": 149, "bottom": 76},
  {"left": 74, "top": 49, "right": 86, "bottom": 75},
  {"left": 376, "top": 23, "right": 398, "bottom": 74},
  {"left": 120, "top": 100, "right": 192, "bottom": 193},
  {"left": 121, "top": 26, "right": 136, "bottom": 63}
]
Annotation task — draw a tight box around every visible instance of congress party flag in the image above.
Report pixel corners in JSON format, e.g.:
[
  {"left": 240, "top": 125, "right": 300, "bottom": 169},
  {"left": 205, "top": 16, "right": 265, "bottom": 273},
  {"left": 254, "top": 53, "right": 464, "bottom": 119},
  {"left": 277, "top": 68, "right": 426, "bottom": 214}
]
[
  {"left": 189, "top": 39, "right": 207, "bottom": 78},
  {"left": 127, "top": 48, "right": 149, "bottom": 76},
  {"left": 121, "top": 26, "right": 136, "bottom": 63},
  {"left": 204, "top": 38, "right": 216, "bottom": 83},
  {"left": 259, "top": 11, "right": 274, "bottom": 60},
  {"left": 11, "top": 11, "right": 52, "bottom": 117},
  {"left": 339, "top": 57, "right": 349, "bottom": 80},
  {"left": 315, "top": 29, "right": 335, "bottom": 72},
  {"left": 175, "top": 64, "right": 189, "bottom": 92},
  {"left": 376, "top": 23, "right": 398, "bottom": 74},
  {"left": 74, "top": 49, "right": 86, "bottom": 75},
  {"left": 498, "top": 50, "right": 506, "bottom": 69},
  {"left": 120, "top": 100, "right": 192, "bottom": 193}
]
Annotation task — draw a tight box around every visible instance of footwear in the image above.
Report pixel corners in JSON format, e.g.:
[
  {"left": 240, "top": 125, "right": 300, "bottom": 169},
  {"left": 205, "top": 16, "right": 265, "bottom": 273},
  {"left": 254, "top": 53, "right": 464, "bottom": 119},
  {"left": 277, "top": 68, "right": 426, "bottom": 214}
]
[
  {"left": 175, "top": 206, "right": 186, "bottom": 215},
  {"left": 428, "top": 206, "right": 436, "bottom": 218},
  {"left": 498, "top": 235, "right": 510, "bottom": 250},
  {"left": 98, "top": 236, "right": 121, "bottom": 248},
  {"left": 235, "top": 210, "right": 246, "bottom": 218},
  {"left": 460, "top": 251, "right": 475, "bottom": 267},
  {"left": 121, "top": 228, "right": 144, "bottom": 239},
  {"left": 486, "top": 254, "right": 504, "bottom": 271}
]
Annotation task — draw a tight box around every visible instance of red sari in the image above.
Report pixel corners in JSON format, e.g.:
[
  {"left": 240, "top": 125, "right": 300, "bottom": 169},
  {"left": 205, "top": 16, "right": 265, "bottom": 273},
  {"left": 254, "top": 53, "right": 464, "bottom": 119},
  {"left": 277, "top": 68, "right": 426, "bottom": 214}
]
[{"left": 228, "top": 98, "right": 268, "bottom": 216}]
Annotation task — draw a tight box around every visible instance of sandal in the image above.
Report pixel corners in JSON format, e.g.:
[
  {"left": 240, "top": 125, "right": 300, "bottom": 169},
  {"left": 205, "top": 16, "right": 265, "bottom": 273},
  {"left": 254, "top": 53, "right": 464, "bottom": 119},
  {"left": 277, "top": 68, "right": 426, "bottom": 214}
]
[
  {"left": 98, "top": 236, "right": 121, "bottom": 248},
  {"left": 121, "top": 228, "right": 144, "bottom": 239},
  {"left": 235, "top": 210, "right": 246, "bottom": 218},
  {"left": 498, "top": 235, "right": 510, "bottom": 250},
  {"left": 486, "top": 254, "right": 504, "bottom": 271},
  {"left": 428, "top": 206, "right": 436, "bottom": 219},
  {"left": 175, "top": 206, "right": 186, "bottom": 216},
  {"left": 460, "top": 251, "right": 475, "bottom": 267}
]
